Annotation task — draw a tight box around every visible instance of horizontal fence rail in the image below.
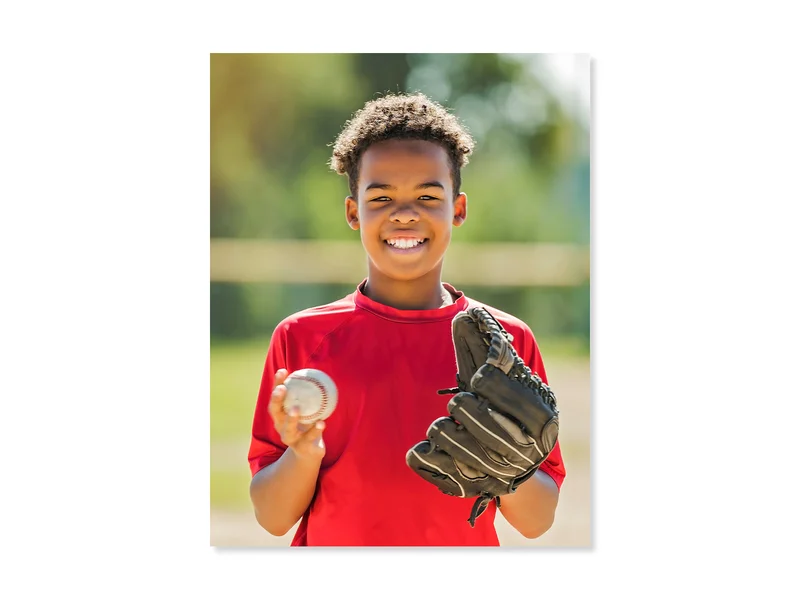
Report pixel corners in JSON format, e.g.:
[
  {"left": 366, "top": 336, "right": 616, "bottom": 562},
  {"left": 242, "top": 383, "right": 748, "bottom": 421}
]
[{"left": 210, "top": 239, "right": 590, "bottom": 287}]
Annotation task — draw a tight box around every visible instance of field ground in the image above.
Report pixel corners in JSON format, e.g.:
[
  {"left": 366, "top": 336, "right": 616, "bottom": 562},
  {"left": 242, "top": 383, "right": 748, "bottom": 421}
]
[{"left": 210, "top": 340, "right": 591, "bottom": 547}]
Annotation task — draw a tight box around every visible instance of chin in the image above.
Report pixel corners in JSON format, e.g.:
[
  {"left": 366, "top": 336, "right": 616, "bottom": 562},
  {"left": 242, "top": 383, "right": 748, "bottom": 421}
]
[
  {"left": 368, "top": 259, "right": 431, "bottom": 282},
  {"left": 378, "top": 266, "right": 428, "bottom": 282}
]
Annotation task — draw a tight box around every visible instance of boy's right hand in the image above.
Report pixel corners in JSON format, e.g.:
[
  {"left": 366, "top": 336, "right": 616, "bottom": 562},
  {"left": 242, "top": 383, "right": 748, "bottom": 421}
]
[{"left": 267, "top": 368, "right": 327, "bottom": 462}]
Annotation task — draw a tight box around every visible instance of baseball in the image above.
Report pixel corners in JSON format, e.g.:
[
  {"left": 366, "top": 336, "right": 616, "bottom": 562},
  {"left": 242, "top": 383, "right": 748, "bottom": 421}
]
[{"left": 282, "top": 368, "right": 338, "bottom": 424}]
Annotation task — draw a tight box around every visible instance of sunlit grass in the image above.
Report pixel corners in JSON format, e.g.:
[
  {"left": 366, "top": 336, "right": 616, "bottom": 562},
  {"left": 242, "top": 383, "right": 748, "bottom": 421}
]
[
  {"left": 211, "top": 468, "right": 253, "bottom": 511},
  {"left": 210, "top": 337, "right": 270, "bottom": 440}
]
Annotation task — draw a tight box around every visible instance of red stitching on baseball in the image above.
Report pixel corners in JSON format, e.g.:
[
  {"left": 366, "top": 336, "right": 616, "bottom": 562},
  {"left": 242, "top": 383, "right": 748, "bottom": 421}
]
[{"left": 290, "top": 374, "right": 329, "bottom": 420}]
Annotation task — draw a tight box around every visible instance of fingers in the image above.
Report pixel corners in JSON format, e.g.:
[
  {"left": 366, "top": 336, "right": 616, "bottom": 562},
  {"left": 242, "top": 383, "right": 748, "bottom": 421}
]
[
  {"left": 289, "top": 420, "right": 327, "bottom": 461},
  {"left": 303, "top": 420, "right": 327, "bottom": 451},
  {"left": 267, "top": 369, "right": 303, "bottom": 443},
  {"left": 266, "top": 368, "right": 326, "bottom": 459},
  {"left": 274, "top": 368, "right": 289, "bottom": 387},
  {"left": 266, "top": 369, "right": 290, "bottom": 423},
  {"left": 278, "top": 404, "right": 326, "bottom": 458}
]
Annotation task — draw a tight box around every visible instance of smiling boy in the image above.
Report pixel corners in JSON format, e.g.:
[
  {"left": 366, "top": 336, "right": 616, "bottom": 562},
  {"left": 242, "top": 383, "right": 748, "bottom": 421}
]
[{"left": 247, "top": 92, "right": 566, "bottom": 546}]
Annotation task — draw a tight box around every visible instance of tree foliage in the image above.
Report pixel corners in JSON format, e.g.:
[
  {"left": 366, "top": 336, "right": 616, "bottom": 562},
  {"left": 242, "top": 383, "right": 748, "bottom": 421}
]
[{"left": 210, "top": 53, "right": 589, "bottom": 346}]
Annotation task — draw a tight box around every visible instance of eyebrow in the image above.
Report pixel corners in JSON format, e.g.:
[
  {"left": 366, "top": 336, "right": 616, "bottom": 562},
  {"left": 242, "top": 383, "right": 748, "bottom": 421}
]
[{"left": 364, "top": 181, "right": 446, "bottom": 192}]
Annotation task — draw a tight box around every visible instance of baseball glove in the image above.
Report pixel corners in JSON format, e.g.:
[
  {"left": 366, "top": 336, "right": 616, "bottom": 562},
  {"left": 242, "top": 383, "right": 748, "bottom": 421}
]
[{"left": 406, "top": 306, "right": 559, "bottom": 527}]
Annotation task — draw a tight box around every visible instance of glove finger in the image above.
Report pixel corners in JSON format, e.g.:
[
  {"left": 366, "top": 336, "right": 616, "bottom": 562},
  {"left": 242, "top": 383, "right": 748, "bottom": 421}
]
[
  {"left": 405, "top": 440, "right": 509, "bottom": 499},
  {"left": 451, "top": 311, "right": 491, "bottom": 391},
  {"left": 448, "top": 392, "right": 542, "bottom": 470},
  {"left": 406, "top": 440, "right": 468, "bottom": 498},
  {"left": 470, "top": 365, "right": 560, "bottom": 456},
  {"left": 426, "top": 416, "right": 520, "bottom": 482},
  {"left": 465, "top": 306, "right": 518, "bottom": 374}
]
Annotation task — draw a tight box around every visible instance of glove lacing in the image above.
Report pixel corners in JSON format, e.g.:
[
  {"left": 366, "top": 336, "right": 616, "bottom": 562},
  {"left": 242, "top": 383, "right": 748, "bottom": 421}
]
[
  {"left": 468, "top": 494, "right": 501, "bottom": 527},
  {"left": 438, "top": 308, "right": 558, "bottom": 412},
  {"left": 473, "top": 307, "right": 558, "bottom": 412}
]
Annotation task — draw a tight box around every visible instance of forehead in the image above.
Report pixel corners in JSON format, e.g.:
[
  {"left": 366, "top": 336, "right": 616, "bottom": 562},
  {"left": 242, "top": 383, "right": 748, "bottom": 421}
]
[{"left": 359, "top": 139, "right": 451, "bottom": 182}]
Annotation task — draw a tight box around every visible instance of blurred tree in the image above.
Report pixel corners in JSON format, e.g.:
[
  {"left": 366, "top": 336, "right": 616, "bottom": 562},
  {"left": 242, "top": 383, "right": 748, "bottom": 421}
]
[
  {"left": 211, "top": 53, "right": 364, "bottom": 239},
  {"left": 354, "top": 54, "right": 412, "bottom": 98},
  {"left": 210, "top": 53, "right": 590, "bottom": 344}
]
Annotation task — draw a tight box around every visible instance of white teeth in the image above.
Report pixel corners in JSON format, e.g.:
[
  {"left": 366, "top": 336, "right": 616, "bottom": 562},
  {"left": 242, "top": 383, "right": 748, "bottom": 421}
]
[{"left": 387, "top": 238, "right": 423, "bottom": 249}]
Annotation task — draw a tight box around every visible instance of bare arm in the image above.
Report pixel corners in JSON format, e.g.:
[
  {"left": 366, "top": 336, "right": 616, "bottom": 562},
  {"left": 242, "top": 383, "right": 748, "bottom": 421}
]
[
  {"left": 250, "top": 445, "right": 323, "bottom": 536},
  {"left": 498, "top": 470, "right": 559, "bottom": 539},
  {"left": 249, "top": 369, "right": 327, "bottom": 537}
]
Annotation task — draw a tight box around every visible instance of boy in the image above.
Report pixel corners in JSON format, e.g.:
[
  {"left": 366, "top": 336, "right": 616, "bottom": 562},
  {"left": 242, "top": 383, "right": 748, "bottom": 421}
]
[{"left": 248, "top": 92, "right": 566, "bottom": 546}]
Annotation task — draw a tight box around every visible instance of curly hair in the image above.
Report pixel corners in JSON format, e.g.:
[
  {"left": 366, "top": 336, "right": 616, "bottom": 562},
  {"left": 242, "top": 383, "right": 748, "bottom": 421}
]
[{"left": 330, "top": 92, "right": 476, "bottom": 198}]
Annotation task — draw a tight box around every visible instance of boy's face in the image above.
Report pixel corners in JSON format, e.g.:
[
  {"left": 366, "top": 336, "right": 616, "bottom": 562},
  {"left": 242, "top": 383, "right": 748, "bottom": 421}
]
[{"left": 345, "top": 139, "right": 467, "bottom": 284}]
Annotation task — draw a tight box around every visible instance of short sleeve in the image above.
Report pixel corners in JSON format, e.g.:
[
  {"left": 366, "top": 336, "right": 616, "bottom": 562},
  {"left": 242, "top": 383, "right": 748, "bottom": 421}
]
[
  {"left": 520, "top": 326, "right": 567, "bottom": 490},
  {"left": 247, "top": 322, "right": 290, "bottom": 477}
]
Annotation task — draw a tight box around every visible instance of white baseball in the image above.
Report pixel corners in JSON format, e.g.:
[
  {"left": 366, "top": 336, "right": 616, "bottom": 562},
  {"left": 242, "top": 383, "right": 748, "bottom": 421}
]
[{"left": 282, "top": 368, "right": 338, "bottom": 424}]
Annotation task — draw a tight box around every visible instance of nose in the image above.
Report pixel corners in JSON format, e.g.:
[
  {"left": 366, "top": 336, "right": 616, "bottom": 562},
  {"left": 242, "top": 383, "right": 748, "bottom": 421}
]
[{"left": 390, "top": 206, "right": 420, "bottom": 224}]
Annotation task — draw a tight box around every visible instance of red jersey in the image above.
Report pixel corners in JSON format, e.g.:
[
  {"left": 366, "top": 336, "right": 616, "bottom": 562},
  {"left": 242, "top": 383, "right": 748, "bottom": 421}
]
[{"left": 248, "top": 280, "right": 566, "bottom": 546}]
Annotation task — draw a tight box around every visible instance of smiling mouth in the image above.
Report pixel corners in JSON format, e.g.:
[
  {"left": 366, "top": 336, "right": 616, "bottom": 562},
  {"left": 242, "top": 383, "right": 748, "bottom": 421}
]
[{"left": 384, "top": 238, "right": 429, "bottom": 251}]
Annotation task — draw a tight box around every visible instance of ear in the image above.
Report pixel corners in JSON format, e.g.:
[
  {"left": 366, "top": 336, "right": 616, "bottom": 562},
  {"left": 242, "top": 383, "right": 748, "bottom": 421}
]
[
  {"left": 452, "top": 193, "right": 467, "bottom": 227},
  {"left": 345, "top": 196, "right": 360, "bottom": 230}
]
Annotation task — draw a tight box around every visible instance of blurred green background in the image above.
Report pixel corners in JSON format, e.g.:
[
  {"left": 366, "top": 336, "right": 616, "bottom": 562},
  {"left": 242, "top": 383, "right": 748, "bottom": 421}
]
[{"left": 210, "top": 53, "right": 591, "bottom": 546}]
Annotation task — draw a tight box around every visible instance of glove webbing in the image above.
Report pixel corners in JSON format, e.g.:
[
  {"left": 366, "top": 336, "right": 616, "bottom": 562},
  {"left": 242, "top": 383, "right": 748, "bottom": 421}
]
[{"left": 472, "top": 307, "right": 558, "bottom": 410}]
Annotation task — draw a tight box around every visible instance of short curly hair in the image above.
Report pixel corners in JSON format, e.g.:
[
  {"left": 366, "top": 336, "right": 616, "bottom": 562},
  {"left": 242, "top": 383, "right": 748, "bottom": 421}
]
[{"left": 330, "top": 92, "right": 476, "bottom": 199}]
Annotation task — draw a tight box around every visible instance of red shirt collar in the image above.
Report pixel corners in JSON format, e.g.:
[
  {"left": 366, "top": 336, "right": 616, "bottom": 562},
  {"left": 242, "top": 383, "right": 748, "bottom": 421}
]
[{"left": 353, "top": 279, "right": 469, "bottom": 323}]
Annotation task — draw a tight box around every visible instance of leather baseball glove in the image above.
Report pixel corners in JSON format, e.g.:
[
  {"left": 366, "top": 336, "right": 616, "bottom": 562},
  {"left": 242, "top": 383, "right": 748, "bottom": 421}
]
[{"left": 406, "top": 306, "right": 559, "bottom": 526}]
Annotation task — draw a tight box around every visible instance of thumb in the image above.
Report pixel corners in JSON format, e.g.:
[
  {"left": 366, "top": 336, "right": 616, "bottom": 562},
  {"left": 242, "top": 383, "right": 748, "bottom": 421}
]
[{"left": 299, "top": 420, "right": 327, "bottom": 453}]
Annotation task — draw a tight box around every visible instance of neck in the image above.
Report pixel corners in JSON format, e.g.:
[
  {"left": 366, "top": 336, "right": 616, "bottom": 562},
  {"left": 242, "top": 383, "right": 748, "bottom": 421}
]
[{"left": 363, "top": 268, "right": 453, "bottom": 311}]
